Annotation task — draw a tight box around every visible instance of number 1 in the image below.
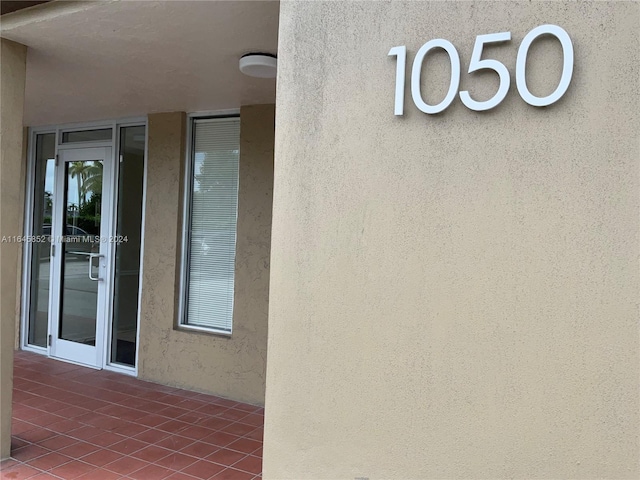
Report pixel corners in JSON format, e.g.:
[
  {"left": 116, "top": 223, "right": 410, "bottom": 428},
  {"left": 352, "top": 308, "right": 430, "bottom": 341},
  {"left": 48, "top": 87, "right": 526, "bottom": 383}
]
[{"left": 388, "top": 45, "right": 407, "bottom": 116}]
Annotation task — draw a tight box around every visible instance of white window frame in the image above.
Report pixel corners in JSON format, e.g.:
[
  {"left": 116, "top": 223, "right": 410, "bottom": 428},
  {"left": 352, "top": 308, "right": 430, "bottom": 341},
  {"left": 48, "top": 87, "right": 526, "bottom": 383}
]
[
  {"left": 20, "top": 116, "right": 147, "bottom": 376},
  {"left": 178, "top": 110, "right": 240, "bottom": 336}
]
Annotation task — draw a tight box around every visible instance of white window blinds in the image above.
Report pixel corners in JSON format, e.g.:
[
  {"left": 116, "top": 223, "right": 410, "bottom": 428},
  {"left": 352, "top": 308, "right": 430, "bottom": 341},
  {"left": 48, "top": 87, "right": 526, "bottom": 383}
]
[{"left": 185, "top": 117, "right": 240, "bottom": 333}]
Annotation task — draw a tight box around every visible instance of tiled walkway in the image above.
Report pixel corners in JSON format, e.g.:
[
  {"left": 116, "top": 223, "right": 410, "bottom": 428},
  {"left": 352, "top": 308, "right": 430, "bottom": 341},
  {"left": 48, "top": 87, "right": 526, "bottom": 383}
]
[{"left": 1, "top": 351, "right": 263, "bottom": 479}]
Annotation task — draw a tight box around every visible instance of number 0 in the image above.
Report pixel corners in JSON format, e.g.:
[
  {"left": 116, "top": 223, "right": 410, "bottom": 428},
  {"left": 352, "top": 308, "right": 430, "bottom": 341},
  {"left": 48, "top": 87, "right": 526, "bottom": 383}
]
[
  {"left": 411, "top": 39, "right": 461, "bottom": 114},
  {"left": 516, "top": 24, "right": 574, "bottom": 107}
]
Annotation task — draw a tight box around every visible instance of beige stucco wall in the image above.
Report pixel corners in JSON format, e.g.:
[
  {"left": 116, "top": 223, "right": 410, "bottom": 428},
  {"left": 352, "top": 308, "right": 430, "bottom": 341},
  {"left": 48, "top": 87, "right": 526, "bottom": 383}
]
[
  {"left": 138, "top": 105, "right": 274, "bottom": 405},
  {"left": 264, "top": 2, "right": 639, "bottom": 479},
  {"left": 0, "top": 39, "right": 27, "bottom": 460}
]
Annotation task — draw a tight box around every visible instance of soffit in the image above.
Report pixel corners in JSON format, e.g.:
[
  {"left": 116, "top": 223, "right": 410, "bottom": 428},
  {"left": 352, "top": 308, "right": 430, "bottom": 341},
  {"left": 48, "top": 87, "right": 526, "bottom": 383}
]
[{"left": 1, "top": 0, "right": 279, "bottom": 126}]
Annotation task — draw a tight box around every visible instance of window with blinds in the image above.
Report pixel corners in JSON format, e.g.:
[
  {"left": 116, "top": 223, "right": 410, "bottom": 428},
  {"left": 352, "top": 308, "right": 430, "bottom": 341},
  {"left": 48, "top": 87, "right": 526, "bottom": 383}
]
[{"left": 183, "top": 117, "right": 240, "bottom": 333}]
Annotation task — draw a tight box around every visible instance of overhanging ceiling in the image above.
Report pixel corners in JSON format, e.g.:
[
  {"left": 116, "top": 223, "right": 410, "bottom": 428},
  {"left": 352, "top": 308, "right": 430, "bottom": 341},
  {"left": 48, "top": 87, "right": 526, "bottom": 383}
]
[
  {"left": 0, "top": 0, "right": 279, "bottom": 126},
  {"left": 1, "top": 1, "right": 52, "bottom": 16}
]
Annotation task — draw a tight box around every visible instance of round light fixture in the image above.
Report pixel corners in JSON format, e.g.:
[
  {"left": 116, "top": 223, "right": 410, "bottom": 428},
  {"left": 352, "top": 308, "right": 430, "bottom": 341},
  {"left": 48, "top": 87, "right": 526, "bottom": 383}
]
[{"left": 239, "top": 53, "right": 277, "bottom": 78}]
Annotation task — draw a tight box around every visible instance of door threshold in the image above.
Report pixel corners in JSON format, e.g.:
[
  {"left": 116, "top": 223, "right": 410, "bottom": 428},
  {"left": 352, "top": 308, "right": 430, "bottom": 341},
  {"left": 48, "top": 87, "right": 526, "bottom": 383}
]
[
  {"left": 49, "top": 355, "right": 102, "bottom": 370},
  {"left": 21, "top": 344, "right": 47, "bottom": 355},
  {"left": 104, "top": 362, "right": 137, "bottom": 377}
]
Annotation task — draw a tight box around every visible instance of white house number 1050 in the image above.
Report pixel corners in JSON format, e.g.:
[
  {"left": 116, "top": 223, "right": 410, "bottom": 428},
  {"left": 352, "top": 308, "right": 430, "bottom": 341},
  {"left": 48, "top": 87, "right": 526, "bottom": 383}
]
[{"left": 388, "top": 24, "right": 574, "bottom": 115}]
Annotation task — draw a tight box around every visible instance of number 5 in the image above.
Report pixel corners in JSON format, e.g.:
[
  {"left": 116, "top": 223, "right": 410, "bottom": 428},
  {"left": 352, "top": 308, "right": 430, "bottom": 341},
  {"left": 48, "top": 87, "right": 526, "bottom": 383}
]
[{"left": 459, "top": 32, "right": 511, "bottom": 111}]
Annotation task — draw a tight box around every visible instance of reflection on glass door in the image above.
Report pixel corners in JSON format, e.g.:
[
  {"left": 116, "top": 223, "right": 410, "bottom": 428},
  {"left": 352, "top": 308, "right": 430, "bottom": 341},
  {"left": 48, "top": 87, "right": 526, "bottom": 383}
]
[
  {"left": 59, "top": 160, "right": 103, "bottom": 345},
  {"left": 51, "top": 147, "right": 112, "bottom": 367}
]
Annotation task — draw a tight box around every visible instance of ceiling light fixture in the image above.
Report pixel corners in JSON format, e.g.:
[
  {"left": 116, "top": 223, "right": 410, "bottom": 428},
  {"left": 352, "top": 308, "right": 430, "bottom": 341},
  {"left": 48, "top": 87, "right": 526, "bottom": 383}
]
[{"left": 239, "top": 53, "right": 277, "bottom": 78}]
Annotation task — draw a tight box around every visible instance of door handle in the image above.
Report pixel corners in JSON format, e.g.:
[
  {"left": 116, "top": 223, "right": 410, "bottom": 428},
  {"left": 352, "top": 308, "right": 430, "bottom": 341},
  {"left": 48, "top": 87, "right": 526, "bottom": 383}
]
[{"left": 89, "top": 253, "right": 104, "bottom": 281}]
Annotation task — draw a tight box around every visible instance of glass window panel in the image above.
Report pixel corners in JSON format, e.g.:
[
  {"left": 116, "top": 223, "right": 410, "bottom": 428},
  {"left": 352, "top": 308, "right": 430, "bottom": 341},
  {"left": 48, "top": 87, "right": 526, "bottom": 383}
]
[
  {"left": 110, "top": 125, "right": 145, "bottom": 366},
  {"left": 184, "top": 118, "right": 240, "bottom": 333},
  {"left": 61, "top": 128, "right": 112, "bottom": 143},
  {"left": 59, "top": 160, "right": 102, "bottom": 345},
  {"left": 27, "top": 133, "right": 56, "bottom": 347}
]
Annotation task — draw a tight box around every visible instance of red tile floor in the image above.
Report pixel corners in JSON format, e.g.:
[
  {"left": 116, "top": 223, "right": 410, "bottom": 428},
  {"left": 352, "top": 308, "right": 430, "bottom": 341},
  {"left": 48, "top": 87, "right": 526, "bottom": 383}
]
[{"left": 1, "top": 351, "right": 263, "bottom": 479}]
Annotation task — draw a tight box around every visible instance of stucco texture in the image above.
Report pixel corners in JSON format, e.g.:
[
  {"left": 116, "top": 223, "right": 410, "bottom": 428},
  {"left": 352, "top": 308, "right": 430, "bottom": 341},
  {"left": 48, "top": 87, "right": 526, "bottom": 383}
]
[
  {"left": 0, "top": 39, "right": 27, "bottom": 460},
  {"left": 138, "top": 105, "right": 274, "bottom": 405},
  {"left": 264, "top": 2, "right": 639, "bottom": 479}
]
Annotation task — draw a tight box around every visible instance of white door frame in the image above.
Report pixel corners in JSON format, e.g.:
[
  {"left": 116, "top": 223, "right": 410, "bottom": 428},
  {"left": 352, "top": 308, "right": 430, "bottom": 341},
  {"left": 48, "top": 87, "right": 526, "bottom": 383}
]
[
  {"left": 49, "top": 146, "right": 114, "bottom": 368},
  {"left": 20, "top": 118, "right": 147, "bottom": 375}
]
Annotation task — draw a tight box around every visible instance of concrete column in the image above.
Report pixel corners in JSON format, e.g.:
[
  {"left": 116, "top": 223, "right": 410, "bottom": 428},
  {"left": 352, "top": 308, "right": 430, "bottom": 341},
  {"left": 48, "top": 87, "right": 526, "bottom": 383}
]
[
  {"left": 264, "top": 2, "right": 639, "bottom": 478},
  {"left": 137, "top": 111, "right": 187, "bottom": 385},
  {"left": 0, "top": 38, "right": 27, "bottom": 460}
]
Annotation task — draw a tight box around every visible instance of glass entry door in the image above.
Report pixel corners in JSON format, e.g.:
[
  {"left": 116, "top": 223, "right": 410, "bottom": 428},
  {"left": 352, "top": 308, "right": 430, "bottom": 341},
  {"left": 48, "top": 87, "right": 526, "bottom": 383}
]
[{"left": 50, "top": 147, "right": 113, "bottom": 367}]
